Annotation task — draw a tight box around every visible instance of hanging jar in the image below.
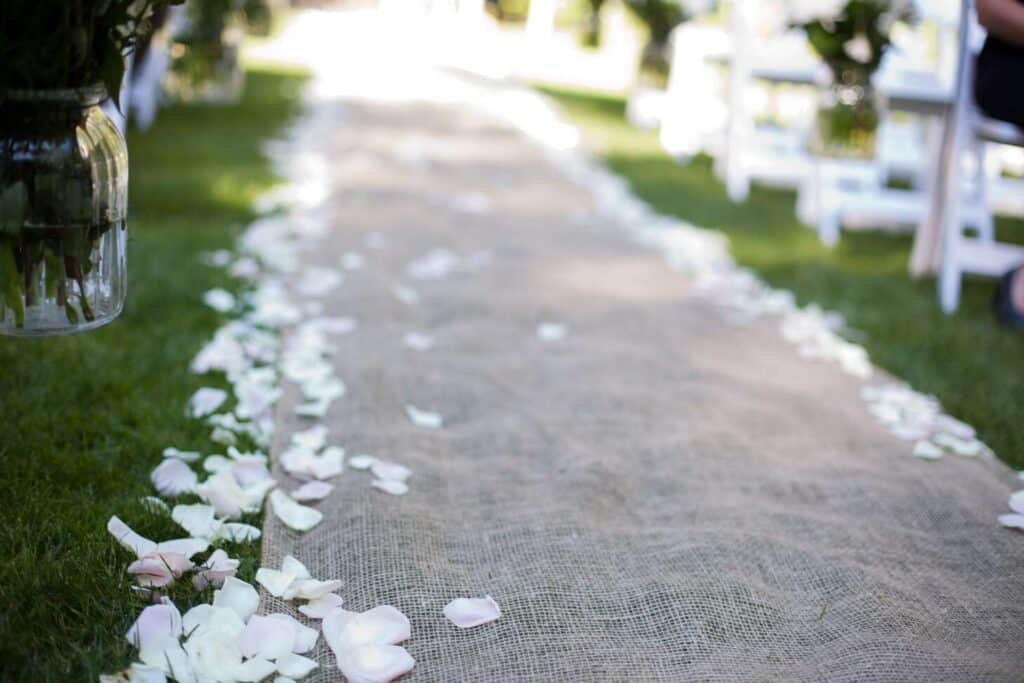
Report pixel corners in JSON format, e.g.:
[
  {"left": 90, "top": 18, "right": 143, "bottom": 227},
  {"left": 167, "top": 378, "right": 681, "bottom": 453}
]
[
  {"left": 810, "top": 66, "right": 880, "bottom": 160},
  {"left": 0, "top": 84, "right": 128, "bottom": 336}
]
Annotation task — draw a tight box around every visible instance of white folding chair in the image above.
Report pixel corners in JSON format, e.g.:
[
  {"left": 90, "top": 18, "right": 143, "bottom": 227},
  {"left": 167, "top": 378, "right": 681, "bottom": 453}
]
[{"left": 925, "top": 0, "right": 1024, "bottom": 312}]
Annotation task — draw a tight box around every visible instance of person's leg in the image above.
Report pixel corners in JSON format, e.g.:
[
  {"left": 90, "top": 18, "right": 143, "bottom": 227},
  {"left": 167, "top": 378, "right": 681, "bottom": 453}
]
[{"left": 994, "top": 264, "right": 1024, "bottom": 328}]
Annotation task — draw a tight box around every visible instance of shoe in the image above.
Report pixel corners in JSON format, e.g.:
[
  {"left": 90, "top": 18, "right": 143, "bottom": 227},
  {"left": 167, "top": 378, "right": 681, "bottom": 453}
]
[{"left": 992, "top": 267, "right": 1024, "bottom": 329}]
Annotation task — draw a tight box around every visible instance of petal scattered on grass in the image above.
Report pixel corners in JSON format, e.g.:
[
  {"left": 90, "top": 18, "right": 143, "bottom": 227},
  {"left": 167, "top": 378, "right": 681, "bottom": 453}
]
[
  {"left": 188, "top": 387, "right": 229, "bottom": 419},
  {"left": 108, "top": 516, "right": 157, "bottom": 557},
  {"left": 203, "top": 288, "right": 236, "bottom": 313},
  {"left": 172, "top": 504, "right": 221, "bottom": 540},
  {"left": 151, "top": 459, "right": 198, "bottom": 496},
  {"left": 212, "top": 577, "right": 260, "bottom": 622},
  {"left": 193, "top": 549, "right": 240, "bottom": 590},
  {"left": 240, "top": 614, "right": 296, "bottom": 661},
  {"left": 443, "top": 595, "right": 501, "bottom": 628},
  {"left": 126, "top": 601, "right": 183, "bottom": 652},
  {"left": 270, "top": 489, "right": 324, "bottom": 531},
  {"left": 405, "top": 404, "right": 443, "bottom": 429},
  {"left": 163, "top": 447, "right": 201, "bottom": 462}
]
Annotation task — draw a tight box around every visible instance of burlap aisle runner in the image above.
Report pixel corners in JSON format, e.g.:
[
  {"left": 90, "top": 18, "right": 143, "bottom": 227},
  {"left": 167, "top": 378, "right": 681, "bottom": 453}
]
[{"left": 259, "top": 69, "right": 1024, "bottom": 683}]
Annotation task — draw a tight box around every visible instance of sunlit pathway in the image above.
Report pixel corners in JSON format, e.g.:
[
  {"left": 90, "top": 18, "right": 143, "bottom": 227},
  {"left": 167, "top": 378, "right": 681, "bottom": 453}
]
[{"left": 257, "top": 9, "right": 1024, "bottom": 681}]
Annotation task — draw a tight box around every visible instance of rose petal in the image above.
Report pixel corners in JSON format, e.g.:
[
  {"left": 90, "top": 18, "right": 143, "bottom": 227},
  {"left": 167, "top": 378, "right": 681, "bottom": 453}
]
[
  {"left": 108, "top": 516, "right": 157, "bottom": 557},
  {"left": 348, "top": 454, "right": 377, "bottom": 470},
  {"left": 203, "top": 288, "right": 236, "bottom": 313},
  {"left": 911, "top": 440, "right": 943, "bottom": 460},
  {"left": 203, "top": 455, "right": 234, "bottom": 473},
  {"left": 155, "top": 538, "right": 209, "bottom": 558},
  {"left": 256, "top": 568, "right": 298, "bottom": 598},
  {"left": 140, "top": 496, "right": 170, "bottom": 515},
  {"left": 192, "top": 549, "right": 239, "bottom": 590},
  {"left": 188, "top": 387, "right": 228, "bottom": 419},
  {"left": 234, "top": 658, "right": 277, "bottom": 682},
  {"left": 370, "top": 461, "right": 411, "bottom": 483},
  {"left": 151, "top": 459, "right": 198, "bottom": 496},
  {"left": 537, "top": 322, "right": 568, "bottom": 342},
  {"left": 372, "top": 479, "right": 408, "bottom": 496},
  {"left": 276, "top": 653, "right": 318, "bottom": 678},
  {"left": 292, "top": 481, "right": 334, "bottom": 501},
  {"left": 128, "top": 552, "right": 193, "bottom": 588},
  {"left": 172, "top": 504, "right": 222, "bottom": 540},
  {"left": 211, "top": 427, "right": 238, "bottom": 446},
  {"left": 443, "top": 595, "right": 501, "bottom": 628},
  {"left": 281, "top": 555, "right": 312, "bottom": 580},
  {"left": 998, "top": 513, "right": 1024, "bottom": 529},
  {"left": 284, "top": 577, "right": 344, "bottom": 601},
  {"left": 337, "top": 644, "right": 415, "bottom": 683},
  {"left": 240, "top": 614, "right": 296, "bottom": 661},
  {"left": 139, "top": 639, "right": 193, "bottom": 683},
  {"left": 271, "top": 490, "right": 324, "bottom": 531},
  {"left": 126, "top": 601, "right": 183, "bottom": 652},
  {"left": 212, "top": 577, "right": 260, "bottom": 622},
  {"left": 216, "top": 523, "right": 262, "bottom": 543},
  {"left": 326, "top": 606, "right": 410, "bottom": 653},
  {"left": 391, "top": 284, "right": 420, "bottom": 305},
  {"left": 291, "top": 425, "right": 328, "bottom": 451},
  {"left": 404, "top": 404, "right": 442, "bottom": 429},
  {"left": 267, "top": 613, "right": 319, "bottom": 653},
  {"left": 402, "top": 331, "right": 434, "bottom": 351},
  {"left": 1009, "top": 490, "right": 1024, "bottom": 515},
  {"left": 162, "top": 447, "right": 201, "bottom": 462},
  {"left": 298, "top": 593, "right": 345, "bottom": 619}
]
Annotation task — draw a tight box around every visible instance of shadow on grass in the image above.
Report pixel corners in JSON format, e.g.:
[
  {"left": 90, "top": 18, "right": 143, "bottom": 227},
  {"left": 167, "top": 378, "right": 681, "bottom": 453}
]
[
  {"left": 539, "top": 85, "right": 1024, "bottom": 471},
  {"left": 0, "top": 66, "right": 308, "bottom": 682}
]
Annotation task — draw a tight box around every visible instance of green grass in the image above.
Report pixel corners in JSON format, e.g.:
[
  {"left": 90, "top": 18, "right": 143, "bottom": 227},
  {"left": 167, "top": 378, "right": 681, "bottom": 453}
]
[
  {"left": 539, "top": 85, "right": 1024, "bottom": 470},
  {"left": 0, "top": 64, "right": 307, "bottom": 681}
]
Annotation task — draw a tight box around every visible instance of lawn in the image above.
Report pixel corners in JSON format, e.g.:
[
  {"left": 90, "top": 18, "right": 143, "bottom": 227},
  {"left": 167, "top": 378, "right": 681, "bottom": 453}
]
[
  {"left": 0, "top": 64, "right": 307, "bottom": 681},
  {"left": 539, "top": 85, "right": 1024, "bottom": 470}
]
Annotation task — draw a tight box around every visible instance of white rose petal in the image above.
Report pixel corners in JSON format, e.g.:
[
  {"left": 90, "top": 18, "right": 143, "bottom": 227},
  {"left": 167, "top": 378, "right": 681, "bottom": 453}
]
[
  {"left": 998, "top": 513, "right": 1024, "bottom": 529},
  {"left": 128, "top": 552, "right": 193, "bottom": 588},
  {"left": 337, "top": 644, "right": 415, "bottom": 683},
  {"left": 298, "top": 593, "right": 345, "bottom": 619},
  {"left": 348, "top": 454, "right": 377, "bottom": 470},
  {"left": 155, "top": 538, "right": 210, "bottom": 558},
  {"left": 240, "top": 614, "right": 297, "bottom": 661},
  {"left": 172, "top": 504, "right": 222, "bottom": 540},
  {"left": 402, "top": 331, "right": 434, "bottom": 351},
  {"left": 163, "top": 447, "right": 201, "bottom": 462},
  {"left": 203, "top": 288, "right": 236, "bottom": 313},
  {"left": 271, "top": 490, "right": 323, "bottom": 531},
  {"left": 276, "top": 653, "right": 318, "bottom": 678},
  {"left": 188, "top": 387, "right": 228, "bottom": 419},
  {"left": 291, "top": 425, "right": 328, "bottom": 451},
  {"left": 405, "top": 404, "right": 443, "bottom": 429},
  {"left": 211, "top": 427, "right": 238, "bottom": 446},
  {"left": 371, "top": 461, "right": 411, "bottom": 483},
  {"left": 911, "top": 440, "right": 944, "bottom": 460},
  {"left": 325, "top": 606, "right": 410, "bottom": 653},
  {"left": 108, "top": 516, "right": 157, "bottom": 557},
  {"left": 203, "top": 455, "right": 234, "bottom": 473},
  {"left": 391, "top": 284, "right": 420, "bottom": 305},
  {"left": 255, "top": 568, "right": 298, "bottom": 598},
  {"left": 140, "top": 496, "right": 170, "bottom": 515},
  {"left": 281, "top": 555, "right": 312, "bottom": 580},
  {"left": 443, "top": 595, "right": 501, "bottom": 628},
  {"left": 234, "top": 658, "right": 277, "bottom": 682},
  {"left": 372, "top": 479, "right": 409, "bottom": 496},
  {"left": 126, "top": 602, "right": 183, "bottom": 652},
  {"left": 212, "top": 577, "right": 260, "bottom": 622},
  {"left": 284, "top": 577, "right": 345, "bottom": 601},
  {"left": 216, "top": 523, "right": 262, "bottom": 543},
  {"left": 537, "top": 322, "right": 568, "bottom": 342},
  {"left": 193, "top": 549, "right": 240, "bottom": 590},
  {"left": 267, "top": 613, "right": 319, "bottom": 653},
  {"left": 1010, "top": 490, "right": 1024, "bottom": 515},
  {"left": 151, "top": 459, "right": 198, "bottom": 496},
  {"left": 293, "top": 481, "right": 334, "bottom": 501}
]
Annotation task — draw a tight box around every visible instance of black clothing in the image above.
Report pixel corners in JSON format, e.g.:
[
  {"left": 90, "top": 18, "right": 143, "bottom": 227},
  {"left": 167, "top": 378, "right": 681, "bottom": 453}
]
[{"left": 975, "top": 4, "right": 1024, "bottom": 127}]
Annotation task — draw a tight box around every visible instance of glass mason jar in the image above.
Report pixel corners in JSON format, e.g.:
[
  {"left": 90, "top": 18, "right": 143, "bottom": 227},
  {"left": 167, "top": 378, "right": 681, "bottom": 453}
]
[
  {"left": 0, "top": 85, "right": 128, "bottom": 336},
  {"left": 811, "top": 68, "right": 880, "bottom": 161},
  {"left": 166, "top": 19, "right": 245, "bottom": 104}
]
